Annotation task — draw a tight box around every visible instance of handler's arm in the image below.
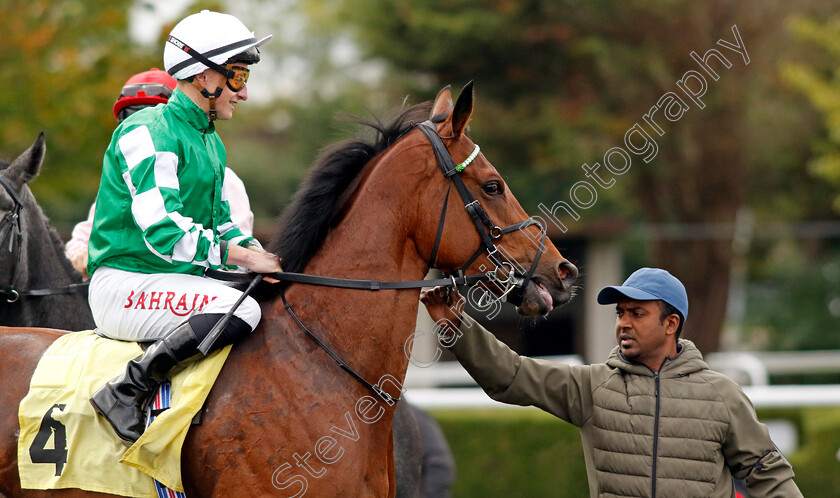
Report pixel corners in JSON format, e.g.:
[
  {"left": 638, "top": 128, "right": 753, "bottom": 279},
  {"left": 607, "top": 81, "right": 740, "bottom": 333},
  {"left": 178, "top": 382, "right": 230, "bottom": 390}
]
[
  {"left": 715, "top": 377, "right": 803, "bottom": 497},
  {"left": 420, "top": 287, "right": 592, "bottom": 426}
]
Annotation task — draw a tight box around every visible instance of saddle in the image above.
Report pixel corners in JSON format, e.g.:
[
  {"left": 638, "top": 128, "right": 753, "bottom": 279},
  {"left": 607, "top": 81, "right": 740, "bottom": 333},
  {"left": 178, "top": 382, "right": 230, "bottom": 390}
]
[{"left": 18, "top": 331, "right": 231, "bottom": 496}]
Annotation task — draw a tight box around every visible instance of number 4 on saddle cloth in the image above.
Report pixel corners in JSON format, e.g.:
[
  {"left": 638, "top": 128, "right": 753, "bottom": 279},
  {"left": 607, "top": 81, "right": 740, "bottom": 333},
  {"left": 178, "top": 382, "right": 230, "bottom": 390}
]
[{"left": 17, "top": 331, "right": 230, "bottom": 497}]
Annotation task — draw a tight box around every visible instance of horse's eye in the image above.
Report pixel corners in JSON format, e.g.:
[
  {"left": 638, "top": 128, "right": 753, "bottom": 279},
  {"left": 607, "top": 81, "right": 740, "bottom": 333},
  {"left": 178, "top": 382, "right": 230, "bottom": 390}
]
[{"left": 482, "top": 182, "right": 503, "bottom": 196}]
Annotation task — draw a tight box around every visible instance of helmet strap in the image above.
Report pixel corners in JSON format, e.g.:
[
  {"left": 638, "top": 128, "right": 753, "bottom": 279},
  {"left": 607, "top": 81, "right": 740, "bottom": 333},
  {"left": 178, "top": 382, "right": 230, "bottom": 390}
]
[
  {"left": 192, "top": 78, "right": 224, "bottom": 121},
  {"left": 208, "top": 95, "right": 217, "bottom": 121},
  {"left": 167, "top": 35, "right": 236, "bottom": 79},
  {"left": 169, "top": 34, "right": 237, "bottom": 122}
]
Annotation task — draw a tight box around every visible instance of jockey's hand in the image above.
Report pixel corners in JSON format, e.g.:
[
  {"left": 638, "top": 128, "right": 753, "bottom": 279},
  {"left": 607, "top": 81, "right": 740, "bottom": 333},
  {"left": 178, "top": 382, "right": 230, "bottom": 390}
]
[
  {"left": 420, "top": 285, "right": 465, "bottom": 335},
  {"left": 227, "top": 244, "right": 283, "bottom": 283},
  {"left": 248, "top": 245, "right": 283, "bottom": 283}
]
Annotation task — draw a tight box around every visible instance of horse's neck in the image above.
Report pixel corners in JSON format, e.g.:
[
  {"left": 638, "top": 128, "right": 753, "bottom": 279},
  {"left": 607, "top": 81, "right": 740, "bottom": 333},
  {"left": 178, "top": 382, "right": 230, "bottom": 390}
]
[
  {"left": 280, "top": 190, "right": 426, "bottom": 391},
  {"left": 11, "top": 200, "right": 91, "bottom": 329},
  {"left": 22, "top": 205, "right": 81, "bottom": 287}
]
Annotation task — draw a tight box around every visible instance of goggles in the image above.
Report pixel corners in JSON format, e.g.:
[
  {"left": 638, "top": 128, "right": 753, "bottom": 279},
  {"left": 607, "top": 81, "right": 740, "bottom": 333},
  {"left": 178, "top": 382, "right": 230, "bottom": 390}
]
[
  {"left": 120, "top": 83, "right": 173, "bottom": 99},
  {"left": 225, "top": 64, "right": 250, "bottom": 92},
  {"left": 117, "top": 104, "right": 152, "bottom": 122}
]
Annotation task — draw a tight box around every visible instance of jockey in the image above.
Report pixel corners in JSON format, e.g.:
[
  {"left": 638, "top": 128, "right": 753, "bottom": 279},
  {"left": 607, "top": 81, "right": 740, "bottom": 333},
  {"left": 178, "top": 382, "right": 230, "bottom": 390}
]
[
  {"left": 87, "top": 10, "right": 280, "bottom": 444},
  {"left": 113, "top": 68, "right": 176, "bottom": 122},
  {"left": 65, "top": 68, "right": 255, "bottom": 278}
]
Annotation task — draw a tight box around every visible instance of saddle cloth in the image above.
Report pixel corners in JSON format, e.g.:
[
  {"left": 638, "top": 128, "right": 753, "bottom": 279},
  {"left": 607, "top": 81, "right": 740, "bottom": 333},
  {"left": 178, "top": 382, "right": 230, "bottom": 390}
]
[{"left": 18, "top": 331, "right": 231, "bottom": 497}]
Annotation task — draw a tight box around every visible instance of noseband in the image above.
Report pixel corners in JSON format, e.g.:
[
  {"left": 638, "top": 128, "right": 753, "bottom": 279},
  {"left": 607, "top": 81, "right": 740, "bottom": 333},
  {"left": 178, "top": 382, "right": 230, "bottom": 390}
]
[{"left": 416, "top": 121, "right": 546, "bottom": 307}]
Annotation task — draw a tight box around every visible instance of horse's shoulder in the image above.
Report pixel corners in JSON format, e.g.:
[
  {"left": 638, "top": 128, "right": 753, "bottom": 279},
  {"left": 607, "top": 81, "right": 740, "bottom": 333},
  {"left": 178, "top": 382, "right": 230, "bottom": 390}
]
[
  {"left": 0, "top": 325, "right": 72, "bottom": 332},
  {"left": 0, "top": 327, "right": 68, "bottom": 375},
  {"left": 0, "top": 326, "right": 70, "bottom": 340}
]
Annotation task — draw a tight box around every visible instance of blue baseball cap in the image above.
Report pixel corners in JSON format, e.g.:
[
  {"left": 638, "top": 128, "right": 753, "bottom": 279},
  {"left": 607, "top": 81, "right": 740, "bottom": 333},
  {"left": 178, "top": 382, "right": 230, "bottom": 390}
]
[{"left": 597, "top": 267, "right": 688, "bottom": 320}]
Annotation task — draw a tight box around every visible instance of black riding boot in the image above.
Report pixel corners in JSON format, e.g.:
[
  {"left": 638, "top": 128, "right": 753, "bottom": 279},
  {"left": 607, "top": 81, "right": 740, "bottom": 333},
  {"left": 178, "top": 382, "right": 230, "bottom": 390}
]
[{"left": 90, "top": 313, "right": 251, "bottom": 444}]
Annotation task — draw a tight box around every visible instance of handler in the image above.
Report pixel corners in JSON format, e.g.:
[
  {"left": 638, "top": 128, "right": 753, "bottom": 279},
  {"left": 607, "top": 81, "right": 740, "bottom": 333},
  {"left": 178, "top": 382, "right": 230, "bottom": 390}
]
[
  {"left": 421, "top": 267, "right": 802, "bottom": 497},
  {"left": 87, "top": 10, "right": 281, "bottom": 444}
]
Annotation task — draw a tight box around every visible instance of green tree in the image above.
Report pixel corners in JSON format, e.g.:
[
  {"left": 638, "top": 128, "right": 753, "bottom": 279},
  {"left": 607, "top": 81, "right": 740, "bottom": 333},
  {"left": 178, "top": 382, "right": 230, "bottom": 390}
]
[
  {"left": 745, "top": 249, "right": 840, "bottom": 352},
  {"left": 221, "top": 0, "right": 437, "bottom": 235},
  {"left": 782, "top": 14, "right": 840, "bottom": 213},
  {"left": 0, "top": 0, "right": 159, "bottom": 226},
  {"left": 308, "top": 0, "right": 833, "bottom": 353}
]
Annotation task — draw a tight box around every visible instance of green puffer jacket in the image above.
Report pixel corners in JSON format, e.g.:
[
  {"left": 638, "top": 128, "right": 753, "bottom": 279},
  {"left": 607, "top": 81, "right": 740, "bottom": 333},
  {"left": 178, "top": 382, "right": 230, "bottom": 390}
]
[{"left": 447, "top": 316, "right": 802, "bottom": 498}]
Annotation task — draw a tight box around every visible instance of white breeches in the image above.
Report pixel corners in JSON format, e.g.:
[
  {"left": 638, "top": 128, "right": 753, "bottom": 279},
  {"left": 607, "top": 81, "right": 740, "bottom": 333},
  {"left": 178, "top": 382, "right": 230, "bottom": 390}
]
[{"left": 89, "top": 267, "right": 261, "bottom": 341}]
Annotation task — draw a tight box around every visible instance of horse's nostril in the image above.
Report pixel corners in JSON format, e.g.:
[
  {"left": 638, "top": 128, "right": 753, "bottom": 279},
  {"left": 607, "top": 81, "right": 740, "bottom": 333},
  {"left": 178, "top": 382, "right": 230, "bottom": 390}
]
[{"left": 557, "top": 261, "right": 578, "bottom": 282}]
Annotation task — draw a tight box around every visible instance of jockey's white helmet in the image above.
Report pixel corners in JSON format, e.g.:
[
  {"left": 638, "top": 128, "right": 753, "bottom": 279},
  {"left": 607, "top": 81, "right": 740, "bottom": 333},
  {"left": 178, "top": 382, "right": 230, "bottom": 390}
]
[{"left": 163, "top": 10, "right": 272, "bottom": 81}]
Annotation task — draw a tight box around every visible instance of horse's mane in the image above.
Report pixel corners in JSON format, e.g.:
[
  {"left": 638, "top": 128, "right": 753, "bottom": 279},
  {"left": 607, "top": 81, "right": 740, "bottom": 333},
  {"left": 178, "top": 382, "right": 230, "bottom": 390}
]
[
  {"left": 26, "top": 188, "right": 86, "bottom": 281},
  {"left": 47, "top": 222, "right": 84, "bottom": 282},
  {"left": 269, "top": 101, "right": 433, "bottom": 275}
]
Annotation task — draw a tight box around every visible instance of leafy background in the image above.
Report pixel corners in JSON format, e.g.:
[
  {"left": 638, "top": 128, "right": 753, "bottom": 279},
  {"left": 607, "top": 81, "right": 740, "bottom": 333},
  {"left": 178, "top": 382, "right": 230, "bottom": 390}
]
[{"left": 3, "top": 0, "right": 840, "bottom": 353}]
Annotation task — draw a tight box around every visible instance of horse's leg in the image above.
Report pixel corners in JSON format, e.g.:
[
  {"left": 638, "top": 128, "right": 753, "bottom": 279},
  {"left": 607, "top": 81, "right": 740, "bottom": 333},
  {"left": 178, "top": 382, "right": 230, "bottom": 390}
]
[
  {"left": 393, "top": 401, "right": 422, "bottom": 498},
  {"left": 0, "top": 329, "right": 53, "bottom": 495}
]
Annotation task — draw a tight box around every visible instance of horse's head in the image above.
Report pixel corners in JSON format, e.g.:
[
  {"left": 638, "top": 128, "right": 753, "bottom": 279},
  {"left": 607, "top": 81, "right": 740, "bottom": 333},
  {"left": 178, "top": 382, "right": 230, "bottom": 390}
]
[
  {"left": 0, "top": 132, "right": 45, "bottom": 187},
  {"left": 0, "top": 133, "right": 46, "bottom": 299},
  {"left": 270, "top": 84, "right": 576, "bottom": 316},
  {"left": 409, "top": 83, "right": 578, "bottom": 316}
]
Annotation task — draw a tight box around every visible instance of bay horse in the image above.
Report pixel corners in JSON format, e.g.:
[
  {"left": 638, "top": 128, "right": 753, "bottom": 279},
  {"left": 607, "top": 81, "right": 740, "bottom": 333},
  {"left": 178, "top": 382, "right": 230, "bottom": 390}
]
[
  {"left": 0, "top": 133, "right": 93, "bottom": 330},
  {"left": 0, "top": 82, "right": 578, "bottom": 497},
  {"left": 0, "top": 133, "right": 423, "bottom": 496}
]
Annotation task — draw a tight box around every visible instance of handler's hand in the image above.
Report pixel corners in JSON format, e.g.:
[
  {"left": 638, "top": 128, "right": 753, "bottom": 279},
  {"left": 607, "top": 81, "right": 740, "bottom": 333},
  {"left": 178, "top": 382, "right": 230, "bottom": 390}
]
[{"left": 420, "top": 285, "right": 465, "bottom": 334}]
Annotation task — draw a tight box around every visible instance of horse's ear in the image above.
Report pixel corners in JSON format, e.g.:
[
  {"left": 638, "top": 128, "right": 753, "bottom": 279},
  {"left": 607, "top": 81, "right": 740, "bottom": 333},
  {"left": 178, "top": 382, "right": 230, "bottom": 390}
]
[
  {"left": 7, "top": 132, "right": 46, "bottom": 187},
  {"left": 451, "top": 81, "right": 474, "bottom": 138},
  {"left": 429, "top": 85, "right": 453, "bottom": 123}
]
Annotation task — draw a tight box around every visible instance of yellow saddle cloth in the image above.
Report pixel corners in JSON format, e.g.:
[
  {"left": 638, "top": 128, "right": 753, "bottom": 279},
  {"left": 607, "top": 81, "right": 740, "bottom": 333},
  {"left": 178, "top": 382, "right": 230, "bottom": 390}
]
[{"left": 17, "top": 331, "right": 230, "bottom": 497}]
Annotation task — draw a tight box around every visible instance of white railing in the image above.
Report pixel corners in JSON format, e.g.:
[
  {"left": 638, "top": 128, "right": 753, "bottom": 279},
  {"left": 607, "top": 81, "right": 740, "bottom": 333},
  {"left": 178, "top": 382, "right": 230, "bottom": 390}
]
[
  {"left": 706, "top": 350, "right": 840, "bottom": 387},
  {"left": 750, "top": 350, "right": 840, "bottom": 375},
  {"left": 404, "top": 354, "right": 583, "bottom": 388},
  {"left": 742, "top": 385, "right": 840, "bottom": 408},
  {"left": 403, "top": 385, "right": 840, "bottom": 410},
  {"left": 403, "top": 351, "right": 840, "bottom": 410},
  {"left": 705, "top": 352, "right": 771, "bottom": 386}
]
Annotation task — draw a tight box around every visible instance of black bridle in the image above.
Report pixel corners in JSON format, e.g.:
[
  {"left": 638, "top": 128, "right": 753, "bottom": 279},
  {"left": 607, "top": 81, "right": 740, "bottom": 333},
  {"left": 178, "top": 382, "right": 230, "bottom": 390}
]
[
  {"left": 0, "top": 176, "right": 24, "bottom": 303},
  {"left": 247, "top": 121, "right": 547, "bottom": 300},
  {"left": 267, "top": 121, "right": 548, "bottom": 404},
  {"left": 416, "top": 120, "right": 546, "bottom": 307},
  {"left": 0, "top": 175, "right": 88, "bottom": 304}
]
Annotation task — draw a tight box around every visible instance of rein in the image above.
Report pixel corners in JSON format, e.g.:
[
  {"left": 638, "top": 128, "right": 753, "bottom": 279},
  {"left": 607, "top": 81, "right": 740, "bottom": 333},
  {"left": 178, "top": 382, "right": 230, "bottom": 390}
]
[
  {"left": 0, "top": 175, "right": 90, "bottom": 304},
  {"left": 265, "top": 270, "right": 492, "bottom": 290},
  {"left": 0, "top": 283, "right": 89, "bottom": 304},
  {"left": 281, "top": 291, "right": 401, "bottom": 404}
]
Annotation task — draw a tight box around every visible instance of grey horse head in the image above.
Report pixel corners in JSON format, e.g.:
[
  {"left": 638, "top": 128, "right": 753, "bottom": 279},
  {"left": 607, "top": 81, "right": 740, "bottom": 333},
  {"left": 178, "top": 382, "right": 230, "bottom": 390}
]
[{"left": 0, "top": 133, "right": 94, "bottom": 330}]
